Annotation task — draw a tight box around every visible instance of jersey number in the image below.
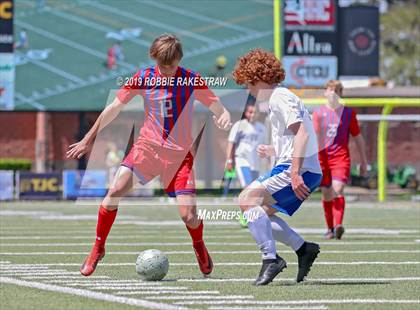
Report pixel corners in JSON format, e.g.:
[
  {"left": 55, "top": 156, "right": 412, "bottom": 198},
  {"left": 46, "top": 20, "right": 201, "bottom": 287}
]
[
  {"left": 159, "top": 100, "right": 173, "bottom": 118},
  {"left": 326, "top": 124, "right": 338, "bottom": 138}
]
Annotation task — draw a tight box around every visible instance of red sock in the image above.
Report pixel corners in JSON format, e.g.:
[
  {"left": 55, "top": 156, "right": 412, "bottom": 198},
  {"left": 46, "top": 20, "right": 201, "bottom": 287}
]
[
  {"left": 186, "top": 220, "right": 203, "bottom": 243},
  {"left": 333, "top": 196, "right": 345, "bottom": 226},
  {"left": 322, "top": 200, "right": 334, "bottom": 229},
  {"left": 95, "top": 206, "right": 117, "bottom": 248}
]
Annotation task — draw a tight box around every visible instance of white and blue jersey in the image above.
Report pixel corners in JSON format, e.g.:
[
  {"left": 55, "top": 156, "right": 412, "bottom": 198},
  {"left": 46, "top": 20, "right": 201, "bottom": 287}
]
[
  {"left": 258, "top": 87, "right": 322, "bottom": 216},
  {"left": 228, "top": 119, "right": 266, "bottom": 187}
]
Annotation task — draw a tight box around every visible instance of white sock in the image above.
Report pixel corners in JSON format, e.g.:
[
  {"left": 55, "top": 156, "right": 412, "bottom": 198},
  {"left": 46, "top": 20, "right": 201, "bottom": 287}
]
[
  {"left": 269, "top": 215, "right": 304, "bottom": 251},
  {"left": 244, "top": 206, "right": 277, "bottom": 260}
]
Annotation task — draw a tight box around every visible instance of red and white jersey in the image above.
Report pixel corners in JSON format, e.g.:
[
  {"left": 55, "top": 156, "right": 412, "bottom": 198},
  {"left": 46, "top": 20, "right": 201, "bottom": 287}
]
[
  {"left": 117, "top": 66, "right": 218, "bottom": 151},
  {"left": 312, "top": 104, "right": 361, "bottom": 164}
]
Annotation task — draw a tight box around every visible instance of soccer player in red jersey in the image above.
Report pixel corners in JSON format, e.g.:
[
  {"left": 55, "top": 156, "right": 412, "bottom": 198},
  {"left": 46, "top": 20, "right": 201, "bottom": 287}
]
[
  {"left": 67, "top": 34, "right": 231, "bottom": 276},
  {"left": 312, "top": 80, "right": 368, "bottom": 239}
]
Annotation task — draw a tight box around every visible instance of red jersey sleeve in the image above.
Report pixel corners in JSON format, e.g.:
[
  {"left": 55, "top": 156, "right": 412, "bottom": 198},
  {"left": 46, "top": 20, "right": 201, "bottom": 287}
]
[
  {"left": 349, "top": 109, "right": 361, "bottom": 136},
  {"left": 193, "top": 74, "right": 219, "bottom": 107},
  {"left": 116, "top": 70, "right": 142, "bottom": 104},
  {"left": 312, "top": 110, "right": 320, "bottom": 134}
]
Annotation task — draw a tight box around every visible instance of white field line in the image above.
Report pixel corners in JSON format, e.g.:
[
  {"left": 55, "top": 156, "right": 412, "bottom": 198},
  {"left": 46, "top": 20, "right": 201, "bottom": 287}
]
[
  {"left": 84, "top": 1, "right": 219, "bottom": 44},
  {"left": 139, "top": 0, "right": 256, "bottom": 34},
  {"left": 15, "top": 20, "right": 135, "bottom": 70},
  {"left": 176, "top": 277, "right": 420, "bottom": 283},
  {"left": 68, "top": 284, "right": 186, "bottom": 289},
  {"left": 0, "top": 272, "right": 81, "bottom": 276},
  {"left": 47, "top": 280, "right": 162, "bottom": 285},
  {"left": 209, "top": 307, "right": 328, "bottom": 310},
  {"left": 15, "top": 92, "right": 46, "bottom": 110},
  {"left": 2, "top": 234, "right": 419, "bottom": 241},
  {"left": 16, "top": 51, "right": 85, "bottom": 84},
  {"left": 175, "top": 299, "right": 420, "bottom": 306},
  {"left": 147, "top": 295, "right": 254, "bottom": 300},
  {"left": 0, "top": 277, "right": 186, "bottom": 310},
  {"left": 88, "top": 286, "right": 188, "bottom": 291},
  {"left": 2, "top": 250, "right": 420, "bottom": 255},
  {"left": 117, "top": 290, "right": 220, "bottom": 295},
  {"left": 1, "top": 241, "right": 417, "bottom": 247},
  {"left": 47, "top": 8, "right": 150, "bottom": 48},
  {"left": 2, "top": 223, "right": 415, "bottom": 233},
  {"left": 0, "top": 261, "right": 10, "bottom": 264},
  {"left": 21, "top": 276, "right": 110, "bottom": 280},
  {"left": 6, "top": 261, "right": 419, "bottom": 268},
  {"left": 0, "top": 235, "right": 250, "bottom": 240}
]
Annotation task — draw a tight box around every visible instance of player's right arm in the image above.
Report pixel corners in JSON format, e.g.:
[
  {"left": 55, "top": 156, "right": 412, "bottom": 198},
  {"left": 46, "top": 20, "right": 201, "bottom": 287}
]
[
  {"left": 67, "top": 70, "right": 143, "bottom": 159},
  {"left": 226, "top": 122, "right": 240, "bottom": 171},
  {"left": 66, "top": 97, "right": 125, "bottom": 159}
]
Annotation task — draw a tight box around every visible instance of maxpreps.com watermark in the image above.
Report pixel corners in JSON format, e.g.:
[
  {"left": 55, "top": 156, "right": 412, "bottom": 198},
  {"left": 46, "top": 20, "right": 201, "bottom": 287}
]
[
  {"left": 116, "top": 75, "right": 228, "bottom": 87},
  {"left": 197, "top": 209, "right": 259, "bottom": 221}
]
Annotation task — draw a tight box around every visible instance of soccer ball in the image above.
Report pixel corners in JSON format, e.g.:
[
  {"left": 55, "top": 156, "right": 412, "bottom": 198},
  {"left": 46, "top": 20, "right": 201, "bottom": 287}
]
[{"left": 136, "top": 249, "right": 169, "bottom": 281}]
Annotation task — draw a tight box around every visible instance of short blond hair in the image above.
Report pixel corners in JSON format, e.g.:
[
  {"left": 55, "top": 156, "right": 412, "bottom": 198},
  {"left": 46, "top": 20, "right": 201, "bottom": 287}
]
[
  {"left": 149, "top": 34, "right": 183, "bottom": 65},
  {"left": 325, "top": 80, "right": 343, "bottom": 97}
]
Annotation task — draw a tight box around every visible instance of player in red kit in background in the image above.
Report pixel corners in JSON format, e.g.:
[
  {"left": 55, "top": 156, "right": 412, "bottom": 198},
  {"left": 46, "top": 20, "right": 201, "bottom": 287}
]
[
  {"left": 67, "top": 34, "right": 231, "bottom": 276},
  {"left": 312, "top": 80, "right": 368, "bottom": 240}
]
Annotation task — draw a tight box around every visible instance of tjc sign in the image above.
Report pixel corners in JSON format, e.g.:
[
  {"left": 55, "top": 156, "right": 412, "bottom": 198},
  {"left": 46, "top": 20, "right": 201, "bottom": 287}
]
[{"left": 283, "top": 56, "right": 337, "bottom": 87}]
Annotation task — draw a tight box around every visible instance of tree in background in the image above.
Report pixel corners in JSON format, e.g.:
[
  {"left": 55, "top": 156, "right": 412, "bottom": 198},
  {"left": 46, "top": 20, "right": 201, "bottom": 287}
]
[
  {"left": 380, "top": 0, "right": 419, "bottom": 85},
  {"left": 342, "top": 0, "right": 419, "bottom": 85}
]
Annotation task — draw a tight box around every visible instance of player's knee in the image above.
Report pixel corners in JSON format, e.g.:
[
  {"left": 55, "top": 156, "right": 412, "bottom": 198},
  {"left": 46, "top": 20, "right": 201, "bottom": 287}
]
[
  {"left": 239, "top": 189, "right": 253, "bottom": 212},
  {"left": 180, "top": 212, "right": 196, "bottom": 226},
  {"left": 107, "top": 185, "right": 126, "bottom": 198}
]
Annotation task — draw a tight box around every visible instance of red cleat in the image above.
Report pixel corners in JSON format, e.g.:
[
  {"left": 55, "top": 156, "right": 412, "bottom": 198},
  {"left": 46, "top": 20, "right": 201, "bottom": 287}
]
[
  {"left": 193, "top": 240, "right": 213, "bottom": 276},
  {"left": 80, "top": 246, "right": 105, "bottom": 276}
]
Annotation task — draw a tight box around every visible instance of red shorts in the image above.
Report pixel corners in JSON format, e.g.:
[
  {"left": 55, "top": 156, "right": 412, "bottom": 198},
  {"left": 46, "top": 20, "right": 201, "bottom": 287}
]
[
  {"left": 320, "top": 159, "right": 350, "bottom": 187},
  {"left": 121, "top": 142, "right": 195, "bottom": 197}
]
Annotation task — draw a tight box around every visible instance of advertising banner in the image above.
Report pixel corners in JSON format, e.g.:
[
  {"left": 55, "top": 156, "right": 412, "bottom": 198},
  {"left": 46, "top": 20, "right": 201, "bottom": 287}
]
[
  {"left": 284, "top": 31, "right": 337, "bottom": 56},
  {"left": 17, "top": 172, "right": 62, "bottom": 200},
  {"left": 338, "top": 6, "right": 379, "bottom": 76},
  {"left": 0, "top": 0, "right": 14, "bottom": 110},
  {"left": 0, "top": 170, "right": 13, "bottom": 200},
  {"left": 63, "top": 170, "right": 107, "bottom": 199},
  {"left": 283, "top": 56, "right": 337, "bottom": 87},
  {"left": 283, "top": 0, "right": 337, "bottom": 31}
]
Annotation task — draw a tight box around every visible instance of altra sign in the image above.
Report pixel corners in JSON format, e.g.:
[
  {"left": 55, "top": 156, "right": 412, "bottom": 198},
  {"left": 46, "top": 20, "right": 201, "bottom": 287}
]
[{"left": 285, "top": 31, "right": 337, "bottom": 56}]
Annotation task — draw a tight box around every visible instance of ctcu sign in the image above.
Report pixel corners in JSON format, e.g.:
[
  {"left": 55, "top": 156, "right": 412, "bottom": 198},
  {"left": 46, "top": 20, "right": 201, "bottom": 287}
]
[{"left": 0, "top": 1, "right": 13, "bottom": 19}]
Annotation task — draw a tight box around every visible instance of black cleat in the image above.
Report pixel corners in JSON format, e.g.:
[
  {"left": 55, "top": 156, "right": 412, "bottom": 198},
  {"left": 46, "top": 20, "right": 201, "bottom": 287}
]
[
  {"left": 297, "top": 242, "right": 320, "bottom": 283},
  {"left": 253, "top": 255, "right": 287, "bottom": 286},
  {"left": 334, "top": 225, "right": 345, "bottom": 240}
]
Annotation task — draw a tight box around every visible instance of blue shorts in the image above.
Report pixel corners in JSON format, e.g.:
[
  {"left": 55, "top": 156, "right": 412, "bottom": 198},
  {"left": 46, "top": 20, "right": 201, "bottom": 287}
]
[
  {"left": 257, "top": 164, "right": 322, "bottom": 216},
  {"left": 236, "top": 166, "right": 259, "bottom": 188}
]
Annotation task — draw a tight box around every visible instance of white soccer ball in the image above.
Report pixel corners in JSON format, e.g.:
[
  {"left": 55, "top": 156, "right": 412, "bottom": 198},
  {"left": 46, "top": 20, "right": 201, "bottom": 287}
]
[{"left": 136, "top": 249, "right": 169, "bottom": 281}]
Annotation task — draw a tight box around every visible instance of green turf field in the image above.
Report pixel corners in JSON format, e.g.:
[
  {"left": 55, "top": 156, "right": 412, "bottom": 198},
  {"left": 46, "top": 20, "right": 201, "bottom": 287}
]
[
  {"left": 14, "top": 0, "right": 273, "bottom": 111},
  {"left": 1, "top": 200, "right": 419, "bottom": 309}
]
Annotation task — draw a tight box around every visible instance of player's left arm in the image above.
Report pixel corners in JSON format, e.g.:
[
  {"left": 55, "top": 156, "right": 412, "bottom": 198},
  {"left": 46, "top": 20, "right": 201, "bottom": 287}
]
[
  {"left": 194, "top": 75, "right": 231, "bottom": 130},
  {"left": 350, "top": 110, "right": 368, "bottom": 176},
  {"left": 289, "top": 121, "right": 311, "bottom": 201},
  {"left": 208, "top": 101, "right": 231, "bottom": 131}
]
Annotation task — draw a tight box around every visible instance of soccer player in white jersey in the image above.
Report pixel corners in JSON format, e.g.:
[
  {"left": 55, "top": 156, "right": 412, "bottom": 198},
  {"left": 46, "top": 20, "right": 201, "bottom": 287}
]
[
  {"left": 226, "top": 102, "right": 267, "bottom": 188},
  {"left": 232, "top": 49, "right": 323, "bottom": 285}
]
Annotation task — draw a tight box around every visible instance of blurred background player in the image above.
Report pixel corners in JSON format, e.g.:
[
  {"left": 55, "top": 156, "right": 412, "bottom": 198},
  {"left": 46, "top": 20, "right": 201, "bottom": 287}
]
[
  {"left": 14, "top": 29, "right": 29, "bottom": 50},
  {"left": 106, "top": 44, "right": 116, "bottom": 70},
  {"left": 67, "top": 34, "right": 231, "bottom": 277},
  {"left": 113, "top": 42, "right": 125, "bottom": 62},
  {"left": 233, "top": 49, "right": 322, "bottom": 285},
  {"left": 312, "top": 80, "right": 368, "bottom": 240},
  {"left": 224, "top": 99, "right": 267, "bottom": 227}
]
